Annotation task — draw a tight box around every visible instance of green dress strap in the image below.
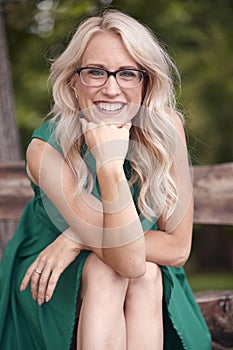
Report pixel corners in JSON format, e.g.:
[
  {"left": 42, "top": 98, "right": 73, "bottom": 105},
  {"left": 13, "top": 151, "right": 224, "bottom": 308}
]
[{"left": 28, "top": 120, "right": 63, "bottom": 155}]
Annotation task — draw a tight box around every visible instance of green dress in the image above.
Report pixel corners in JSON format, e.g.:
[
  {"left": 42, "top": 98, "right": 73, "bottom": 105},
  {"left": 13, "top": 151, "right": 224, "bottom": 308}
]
[{"left": 0, "top": 121, "right": 211, "bottom": 350}]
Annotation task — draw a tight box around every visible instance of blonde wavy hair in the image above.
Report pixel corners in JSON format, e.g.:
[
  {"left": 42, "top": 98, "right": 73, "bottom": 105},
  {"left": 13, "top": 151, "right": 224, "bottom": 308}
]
[{"left": 49, "top": 10, "right": 184, "bottom": 222}]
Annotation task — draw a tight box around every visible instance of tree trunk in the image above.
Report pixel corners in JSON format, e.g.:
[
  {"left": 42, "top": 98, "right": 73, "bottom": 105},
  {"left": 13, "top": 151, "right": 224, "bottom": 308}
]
[{"left": 0, "top": 4, "right": 21, "bottom": 161}]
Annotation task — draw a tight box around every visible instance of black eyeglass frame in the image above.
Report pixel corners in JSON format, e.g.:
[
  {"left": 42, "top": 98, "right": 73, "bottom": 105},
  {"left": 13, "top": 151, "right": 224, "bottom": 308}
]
[{"left": 75, "top": 66, "right": 148, "bottom": 88}]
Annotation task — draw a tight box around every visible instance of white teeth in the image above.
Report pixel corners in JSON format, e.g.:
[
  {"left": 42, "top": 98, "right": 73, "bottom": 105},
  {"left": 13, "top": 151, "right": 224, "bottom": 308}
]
[{"left": 97, "top": 102, "right": 124, "bottom": 112}]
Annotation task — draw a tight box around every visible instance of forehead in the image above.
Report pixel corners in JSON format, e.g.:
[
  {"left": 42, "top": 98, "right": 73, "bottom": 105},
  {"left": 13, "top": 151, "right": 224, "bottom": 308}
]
[{"left": 81, "top": 31, "right": 137, "bottom": 68}]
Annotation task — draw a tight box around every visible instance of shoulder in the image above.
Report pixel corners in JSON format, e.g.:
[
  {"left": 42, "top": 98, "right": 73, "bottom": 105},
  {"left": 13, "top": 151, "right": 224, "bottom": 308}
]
[
  {"left": 26, "top": 134, "right": 63, "bottom": 186},
  {"left": 26, "top": 139, "right": 46, "bottom": 185}
]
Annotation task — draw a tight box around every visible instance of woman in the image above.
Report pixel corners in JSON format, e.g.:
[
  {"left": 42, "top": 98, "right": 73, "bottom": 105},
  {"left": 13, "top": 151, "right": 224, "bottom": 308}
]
[{"left": 0, "top": 10, "right": 211, "bottom": 350}]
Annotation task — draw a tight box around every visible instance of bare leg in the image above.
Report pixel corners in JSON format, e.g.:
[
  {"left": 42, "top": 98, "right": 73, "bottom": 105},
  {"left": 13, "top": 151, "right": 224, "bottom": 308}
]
[
  {"left": 77, "top": 253, "right": 129, "bottom": 350},
  {"left": 124, "top": 262, "right": 163, "bottom": 350}
]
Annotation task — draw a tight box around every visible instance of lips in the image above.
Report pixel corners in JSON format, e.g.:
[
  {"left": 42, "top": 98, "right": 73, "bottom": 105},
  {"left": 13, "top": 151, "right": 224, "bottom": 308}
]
[{"left": 95, "top": 102, "right": 125, "bottom": 113}]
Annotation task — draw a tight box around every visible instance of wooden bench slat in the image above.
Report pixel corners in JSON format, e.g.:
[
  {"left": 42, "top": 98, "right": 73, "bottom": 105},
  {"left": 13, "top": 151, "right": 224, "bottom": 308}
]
[
  {"left": 193, "top": 163, "right": 233, "bottom": 225},
  {"left": 1, "top": 161, "right": 233, "bottom": 224},
  {"left": 0, "top": 161, "right": 33, "bottom": 220}
]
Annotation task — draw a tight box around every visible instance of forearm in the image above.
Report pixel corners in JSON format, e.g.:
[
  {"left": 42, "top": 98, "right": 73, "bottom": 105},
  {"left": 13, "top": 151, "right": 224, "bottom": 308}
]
[
  {"left": 145, "top": 191, "right": 193, "bottom": 267},
  {"left": 98, "top": 164, "right": 143, "bottom": 245},
  {"left": 97, "top": 163, "right": 146, "bottom": 277},
  {"left": 62, "top": 169, "right": 146, "bottom": 276},
  {"left": 145, "top": 228, "right": 192, "bottom": 267}
]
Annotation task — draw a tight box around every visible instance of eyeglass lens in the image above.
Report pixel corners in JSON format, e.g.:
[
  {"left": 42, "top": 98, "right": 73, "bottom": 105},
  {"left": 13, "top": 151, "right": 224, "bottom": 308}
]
[{"left": 79, "top": 68, "right": 144, "bottom": 88}]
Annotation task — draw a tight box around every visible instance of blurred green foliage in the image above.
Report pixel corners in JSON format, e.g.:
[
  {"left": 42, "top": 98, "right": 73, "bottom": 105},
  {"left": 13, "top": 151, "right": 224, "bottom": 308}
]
[
  {"left": 3, "top": 0, "right": 233, "bottom": 163},
  {"left": 187, "top": 271, "right": 233, "bottom": 292}
]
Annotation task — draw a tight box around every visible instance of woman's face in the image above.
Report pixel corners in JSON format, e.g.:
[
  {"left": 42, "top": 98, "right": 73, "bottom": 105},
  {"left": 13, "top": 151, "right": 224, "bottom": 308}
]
[{"left": 74, "top": 31, "right": 144, "bottom": 124}]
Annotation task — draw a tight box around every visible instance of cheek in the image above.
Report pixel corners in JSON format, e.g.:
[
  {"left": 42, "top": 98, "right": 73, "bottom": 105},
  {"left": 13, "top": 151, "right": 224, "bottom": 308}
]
[
  {"left": 77, "top": 94, "right": 86, "bottom": 110},
  {"left": 130, "top": 89, "right": 143, "bottom": 105},
  {"left": 77, "top": 89, "right": 92, "bottom": 109},
  {"left": 75, "top": 80, "right": 89, "bottom": 107}
]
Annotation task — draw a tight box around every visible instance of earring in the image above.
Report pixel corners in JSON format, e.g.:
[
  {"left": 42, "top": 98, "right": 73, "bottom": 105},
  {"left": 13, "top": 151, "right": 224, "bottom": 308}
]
[{"left": 75, "top": 92, "right": 78, "bottom": 99}]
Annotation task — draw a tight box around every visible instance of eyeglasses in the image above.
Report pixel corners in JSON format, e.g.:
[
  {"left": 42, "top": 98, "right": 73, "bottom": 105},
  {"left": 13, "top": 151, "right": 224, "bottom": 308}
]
[{"left": 76, "top": 67, "right": 147, "bottom": 88}]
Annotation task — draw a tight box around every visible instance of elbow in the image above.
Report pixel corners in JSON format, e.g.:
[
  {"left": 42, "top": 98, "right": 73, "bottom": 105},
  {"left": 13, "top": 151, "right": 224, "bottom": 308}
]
[
  {"left": 103, "top": 237, "right": 147, "bottom": 278},
  {"left": 171, "top": 257, "right": 187, "bottom": 268},
  {"left": 118, "top": 251, "right": 147, "bottom": 278},
  {"left": 170, "top": 248, "right": 191, "bottom": 268},
  {"left": 103, "top": 251, "right": 146, "bottom": 278},
  {"left": 118, "top": 261, "right": 146, "bottom": 278}
]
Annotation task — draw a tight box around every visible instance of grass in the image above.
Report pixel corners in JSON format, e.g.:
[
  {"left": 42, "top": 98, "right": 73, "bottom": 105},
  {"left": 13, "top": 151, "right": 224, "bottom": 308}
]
[{"left": 187, "top": 271, "right": 233, "bottom": 292}]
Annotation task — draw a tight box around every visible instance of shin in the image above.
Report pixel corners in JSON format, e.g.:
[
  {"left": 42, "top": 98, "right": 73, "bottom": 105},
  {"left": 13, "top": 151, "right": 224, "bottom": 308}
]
[
  {"left": 125, "top": 262, "right": 163, "bottom": 350},
  {"left": 77, "top": 253, "right": 129, "bottom": 350}
]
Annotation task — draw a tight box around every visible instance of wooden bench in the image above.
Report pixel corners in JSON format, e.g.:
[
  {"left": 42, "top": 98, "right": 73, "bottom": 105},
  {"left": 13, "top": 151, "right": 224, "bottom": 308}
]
[{"left": 0, "top": 161, "right": 233, "bottom": 349}]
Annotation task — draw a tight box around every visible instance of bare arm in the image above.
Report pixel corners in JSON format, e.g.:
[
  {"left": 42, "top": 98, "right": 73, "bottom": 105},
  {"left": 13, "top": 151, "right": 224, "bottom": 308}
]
[
  {"left": 145, "top": 112, "right": 194, "bottom": 267},
  {"left": 97, "top": 163, "right": 146, "bottom": 277},
  {"left": 26, "top": 131, "right": 145, "bottom": 277},
  {"left": 145, "top": 196, "right": 193, "bottom": 267}
]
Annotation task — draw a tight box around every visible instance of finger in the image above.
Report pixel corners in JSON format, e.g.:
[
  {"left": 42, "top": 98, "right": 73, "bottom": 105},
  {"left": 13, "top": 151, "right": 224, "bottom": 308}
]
[
  {"left": 30, "top": 265, "right": 45, "bottom": 300},
  {"left": 30, "top": 271, "right": 42, "bottom": 300},
  {"left": 81, "top": 119, "right": 99, "bottom": 133},
  {"left": 79, "top": 118, "right": 88, "bottom": 133},
  {"left": 20, "top": 261, "right": 39, "bottom": 291},
  {"left": 44, "top": 269, "right": 62, "bottom": 303},
  {"left": 36, "top": 265, "right": 52, "bottom": 305},
  {"left": 80, "top": 118, "right": 97, "bottom": 133},
  {"left": 28, "top": 263, "right": 44, "bottom": 299},
  {"left": 115, "top": 122, "right": 131, "bottom": 130},
  {"left": 123, "top": 122, "right": 132, "bottom": 131}
]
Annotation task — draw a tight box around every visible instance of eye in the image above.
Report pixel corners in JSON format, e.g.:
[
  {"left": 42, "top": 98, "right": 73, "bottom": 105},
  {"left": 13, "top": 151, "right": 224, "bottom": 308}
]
[
  {"left": 87, "top": 68, "right": 105, "bottom": 78},
  {"left": 119, "top": 70, "right": 137, "bottom": 80}
]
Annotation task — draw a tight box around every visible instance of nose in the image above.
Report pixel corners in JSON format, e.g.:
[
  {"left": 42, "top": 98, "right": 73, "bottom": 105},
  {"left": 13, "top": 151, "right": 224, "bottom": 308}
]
[{"left": 102, "top": 75, "right": 121, "bottom": 96}]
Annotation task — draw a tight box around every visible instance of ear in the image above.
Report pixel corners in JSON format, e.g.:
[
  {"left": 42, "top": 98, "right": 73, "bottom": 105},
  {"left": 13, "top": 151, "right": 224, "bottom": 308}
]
[
  {"left": 71, "top": 86, "right": 79, "bottom": 99},
  {"left": 70, "top": 74, "right": 79, "bottom": 99}
]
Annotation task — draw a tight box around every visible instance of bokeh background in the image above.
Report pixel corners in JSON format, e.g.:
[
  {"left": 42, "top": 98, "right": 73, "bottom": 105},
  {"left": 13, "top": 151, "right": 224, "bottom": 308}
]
[{"left": 1, "top": 0, "right": 233, "bottom": 291}]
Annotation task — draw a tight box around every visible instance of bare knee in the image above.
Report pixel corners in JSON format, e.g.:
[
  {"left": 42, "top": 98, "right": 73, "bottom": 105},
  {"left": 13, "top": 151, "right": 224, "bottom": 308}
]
[
  {"left": 127, "top": 262, "right": 163, "bottom": 301},
  {"left": 81, "top": 253, "right": 129, "bottom": 301}
]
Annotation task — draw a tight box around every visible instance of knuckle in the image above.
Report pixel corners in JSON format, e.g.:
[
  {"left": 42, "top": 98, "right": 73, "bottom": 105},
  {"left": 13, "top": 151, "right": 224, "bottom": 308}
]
[
  {"left": 38, "top": 283, "right": 46, "bottom": 294},
  {"left": 49, "top": 277, "right": 57, "bottom": 287},
  {"left": 38, "top": 288, "right": 45, "bottom": 296},
  {"left": 31, "top": 284, "right": 37, "bottom": 294},
  {"left": 31, "top": 274, "right": 39, "bottom": 283},
  {"left": 38, "top": 278, "right": 47, "bottom": 286},
  {"left": 46, "top": 259, "right": 53, "bottom": 268},
  {"left": 55, "top": 265, "right": 63, "bottom": 273},
  {"left": 39, "top": 257, "right": 47, "bottom": 265},
  {"left": 47, "top": 283, "right": 56, "bottom": 294},
  {"left": 26, "top": 267, "right": 34, "bottom": 276}
]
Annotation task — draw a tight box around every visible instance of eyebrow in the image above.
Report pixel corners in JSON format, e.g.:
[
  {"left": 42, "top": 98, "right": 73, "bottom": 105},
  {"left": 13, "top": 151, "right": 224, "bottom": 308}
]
[{"left": 86, "top": 63, "right": 139, "bottom": 70}]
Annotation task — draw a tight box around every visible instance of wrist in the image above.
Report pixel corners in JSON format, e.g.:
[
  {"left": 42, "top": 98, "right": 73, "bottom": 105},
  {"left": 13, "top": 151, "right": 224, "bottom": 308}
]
[
  {"left": 97, "top": 163, "right": 126, "bottom": 202},
  {"left": 62, "top": 229, "right": 84, "bottom": 250},
  {"left": 97, "top": 160, "right": 125, "bottom": 181}
]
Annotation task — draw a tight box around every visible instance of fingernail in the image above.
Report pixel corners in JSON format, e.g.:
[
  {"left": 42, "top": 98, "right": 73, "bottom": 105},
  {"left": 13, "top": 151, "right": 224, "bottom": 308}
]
[
  {"left": 38, "top": 298, "right": 43, "bottom": 306},
  {"left": 20, "top": 284, "right": 24, "bottom": 291},
  {"left": 45, "top": 295, "right": 50, "bottom": 302}
]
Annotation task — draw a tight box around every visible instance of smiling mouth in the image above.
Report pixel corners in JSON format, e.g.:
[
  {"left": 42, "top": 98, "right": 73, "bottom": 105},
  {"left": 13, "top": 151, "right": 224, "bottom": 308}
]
[{"left": 95, "top": 102, "right": 125, "bottom": 113}]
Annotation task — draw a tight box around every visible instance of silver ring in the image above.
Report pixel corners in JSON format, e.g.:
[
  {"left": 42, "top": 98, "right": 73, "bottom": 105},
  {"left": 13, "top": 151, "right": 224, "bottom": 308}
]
[{"left": 35, "top": 268, "right": 42, "bottom": 275}]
